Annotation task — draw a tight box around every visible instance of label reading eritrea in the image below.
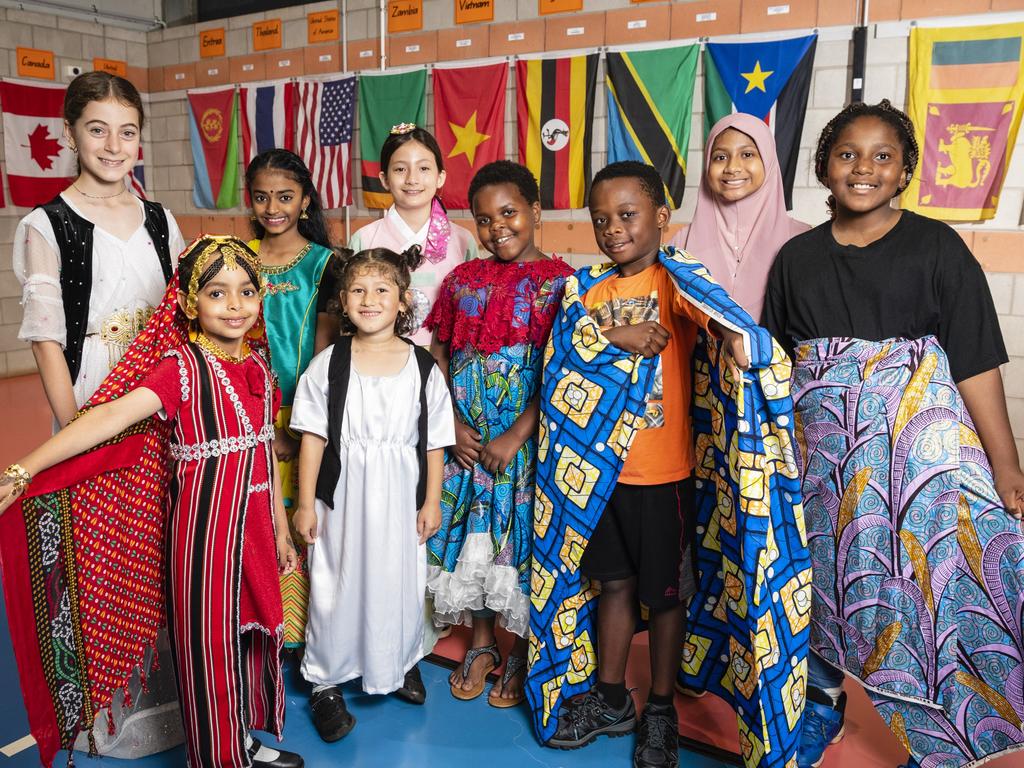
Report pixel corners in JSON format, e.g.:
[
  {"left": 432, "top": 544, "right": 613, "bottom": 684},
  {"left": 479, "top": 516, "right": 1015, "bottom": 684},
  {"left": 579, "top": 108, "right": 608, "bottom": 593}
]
[
  {"left": 199, "top": 28, "right": 224, "bottom": 58},
  {"left": 308, "top": 10, "right": 339, "bottom": 43},
  {"left": 455, "top": 0, "right": 493, "bottom": 24},
  {"left": 253, "top": 19, "right": 282, "bottom": 51},
  {"left": 93, "top": 58, "right": 126, "bottom": 77},
  {"left": 388, "top": 0, "right": 422, "bottom": 33},
  {"left": 17, "top": 47, "right": 54, "bottom": 79}
]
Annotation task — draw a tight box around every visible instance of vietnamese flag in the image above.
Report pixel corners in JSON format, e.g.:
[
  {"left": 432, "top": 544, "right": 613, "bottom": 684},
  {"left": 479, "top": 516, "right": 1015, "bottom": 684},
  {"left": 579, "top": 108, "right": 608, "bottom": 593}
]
[
  {"left": 187, "top": 86, "right": 240, "bottom": 209},
  {"left": 432, "top": 62, "right": 508, "bottom": 210}
]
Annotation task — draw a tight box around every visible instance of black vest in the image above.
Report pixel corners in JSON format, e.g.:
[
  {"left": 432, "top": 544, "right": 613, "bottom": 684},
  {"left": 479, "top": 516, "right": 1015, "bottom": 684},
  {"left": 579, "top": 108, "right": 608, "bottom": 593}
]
[
  {"left": 38, "top": 196, "right": 175, "bottom": 383},
  {"left": 316, "top": 336, "right": 438, "bottom": 510}
]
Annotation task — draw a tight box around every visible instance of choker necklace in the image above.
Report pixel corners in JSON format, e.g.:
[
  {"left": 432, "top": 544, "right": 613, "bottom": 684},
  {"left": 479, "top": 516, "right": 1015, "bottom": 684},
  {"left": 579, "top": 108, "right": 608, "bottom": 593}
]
[
  {"left": 72, "top": 183, "right": 126, "bottom": 200},
  {"left": 195, "top": 332, "right": 250, "bottom": 364}
]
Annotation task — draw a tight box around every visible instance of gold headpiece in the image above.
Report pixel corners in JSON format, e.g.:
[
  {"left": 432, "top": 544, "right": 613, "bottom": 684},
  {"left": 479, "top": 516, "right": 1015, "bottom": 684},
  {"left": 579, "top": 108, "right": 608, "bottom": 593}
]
[
  {"left": 390, "top": 122, "right": 417, "bottom": 135},
  {"left": 184, "top": 235, "right": 264, "bottom": 319}
]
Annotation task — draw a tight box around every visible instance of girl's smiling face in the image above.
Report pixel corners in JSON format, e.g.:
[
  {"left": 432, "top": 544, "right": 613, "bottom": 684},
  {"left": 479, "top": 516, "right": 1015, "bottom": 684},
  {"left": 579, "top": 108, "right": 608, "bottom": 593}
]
[
  {"left": 380, "top": 140, "right": 446, "bottom": 212},
  {"left": 66, "top": 97, "right": 141, "bottom": 186},
  {"left": 826, "top": 115, "right": 906, "bottom": 216},
  {"left": 342, "top": 267, "right": 406, "bottom": 337},
  {"left": 706, "top": 128, "right": 766, "bottom": 202},
  {"left": 249, "top": 169, "right": 310, "bottom": 236},
  {"left": 472, "top": 182, "right": 542, "bottom": 263}
]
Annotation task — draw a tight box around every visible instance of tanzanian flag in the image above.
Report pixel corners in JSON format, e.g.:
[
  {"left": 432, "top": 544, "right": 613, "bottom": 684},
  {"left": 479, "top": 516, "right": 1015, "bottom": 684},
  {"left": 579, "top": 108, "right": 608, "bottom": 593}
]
[
  {"left": 357, "top": 68, "right": 426, "bottom": 209},
  {"left": 605, "top": 45, "right": 698, "bottom": 210},
  {"left": 704, "top": 34, "right": 816, "bottom": 209},
  {"left": 902, "top": 24, "right": 1024, "bottom": 221},
  {"left": 516, "top": 54, "right": 599, "bottom": 209}
]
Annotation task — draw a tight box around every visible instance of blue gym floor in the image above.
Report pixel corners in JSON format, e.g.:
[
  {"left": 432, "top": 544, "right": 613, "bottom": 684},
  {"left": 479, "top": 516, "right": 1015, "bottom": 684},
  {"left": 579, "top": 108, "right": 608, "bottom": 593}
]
[{"left": 0, "top": 602, "right": 733, "bottom": 768}]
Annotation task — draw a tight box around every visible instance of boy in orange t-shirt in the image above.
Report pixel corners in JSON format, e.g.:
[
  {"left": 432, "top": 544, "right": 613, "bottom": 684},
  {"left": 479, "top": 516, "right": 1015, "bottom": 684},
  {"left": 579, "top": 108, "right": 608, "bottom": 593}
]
[{"left": 548, "top": 162, "right": 748, "bottom": 768}]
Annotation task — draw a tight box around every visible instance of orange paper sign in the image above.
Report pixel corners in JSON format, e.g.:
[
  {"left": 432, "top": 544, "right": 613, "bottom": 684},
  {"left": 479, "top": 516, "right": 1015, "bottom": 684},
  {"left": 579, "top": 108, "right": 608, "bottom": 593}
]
[
  {"left": 200, "top": 28, "right": 225, "bottom": 58},
  {"left": 17, "top": 47, "right": 54, "bottom": 79},
  {"left": 539, "top": 0, "right": 582, "bottom": 13},
  {"left": 308, "top": 10, "right": 339, "bottom": 43},
  {"left": 253, "top": 19, "right": 282, "bottom": 51},
  {"left": 455, "top": 0, "right": 493, "bottom": 24},
  {"left": 388, "top": 0, "right": 423, "bottom": 33},
  {"left": 93, "top": 58, "right": 127, "bottom": 77}
]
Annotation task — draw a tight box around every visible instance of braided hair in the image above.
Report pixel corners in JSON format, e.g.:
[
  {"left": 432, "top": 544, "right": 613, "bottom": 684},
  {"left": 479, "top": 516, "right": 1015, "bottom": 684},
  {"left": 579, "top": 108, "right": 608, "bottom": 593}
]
[
  {"left": 328, "top": 246, "right": 424, "bottom": 337},
  {"left": 814, "top": 99, "right": 919, "bottom": 217}
]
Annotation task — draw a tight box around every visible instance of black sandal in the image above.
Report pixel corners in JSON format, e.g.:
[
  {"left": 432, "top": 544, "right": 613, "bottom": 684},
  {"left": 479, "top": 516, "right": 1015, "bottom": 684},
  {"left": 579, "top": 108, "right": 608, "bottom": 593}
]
[
  {"left": 450, "top": 642, "right": 500, "bottom": 701},
  {"left": 488, "top": 654, "right": 527, "bottom": 708}
]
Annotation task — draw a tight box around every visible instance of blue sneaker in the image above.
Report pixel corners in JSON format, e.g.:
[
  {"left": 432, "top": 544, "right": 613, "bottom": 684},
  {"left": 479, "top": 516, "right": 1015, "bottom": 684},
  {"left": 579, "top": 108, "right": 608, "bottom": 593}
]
[{"left": 797, "top": 688, "right": 847, "bottom": 768}]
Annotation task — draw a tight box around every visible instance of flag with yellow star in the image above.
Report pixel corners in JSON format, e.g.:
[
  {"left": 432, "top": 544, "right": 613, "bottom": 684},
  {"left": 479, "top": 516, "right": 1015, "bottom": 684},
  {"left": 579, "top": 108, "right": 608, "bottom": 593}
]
[
  {"left": 704, "top": 34, "right": 816, "bottom": 209},
  {"left": 432, "top": 62, "right": 508, "bottom": 209}
]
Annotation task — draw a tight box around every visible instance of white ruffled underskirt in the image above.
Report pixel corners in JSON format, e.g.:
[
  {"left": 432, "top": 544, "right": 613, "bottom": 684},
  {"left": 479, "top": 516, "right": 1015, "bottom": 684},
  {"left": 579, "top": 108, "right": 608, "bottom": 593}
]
[{"left": 427, "top": 532, "right": 529, "bottom": 638}]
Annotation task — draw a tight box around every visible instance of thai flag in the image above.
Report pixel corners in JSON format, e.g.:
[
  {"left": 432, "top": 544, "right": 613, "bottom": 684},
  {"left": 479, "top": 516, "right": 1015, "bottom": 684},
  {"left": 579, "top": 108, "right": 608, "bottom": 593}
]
[{"left": 240, "top": 81, "right": 296, "bottom": 169}]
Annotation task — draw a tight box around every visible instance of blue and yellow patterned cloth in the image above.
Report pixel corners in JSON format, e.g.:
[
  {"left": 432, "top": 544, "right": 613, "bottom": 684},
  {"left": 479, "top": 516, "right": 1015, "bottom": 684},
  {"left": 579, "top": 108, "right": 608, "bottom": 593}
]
[{"left": 527, "top": 247, "right": 812, "bottom": 768}]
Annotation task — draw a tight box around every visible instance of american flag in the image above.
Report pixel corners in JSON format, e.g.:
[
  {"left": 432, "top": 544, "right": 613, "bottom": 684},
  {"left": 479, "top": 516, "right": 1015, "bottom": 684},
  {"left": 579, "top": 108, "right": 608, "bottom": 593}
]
[{"left": 297, "top": 76, "right": 356, "bottom": 209}]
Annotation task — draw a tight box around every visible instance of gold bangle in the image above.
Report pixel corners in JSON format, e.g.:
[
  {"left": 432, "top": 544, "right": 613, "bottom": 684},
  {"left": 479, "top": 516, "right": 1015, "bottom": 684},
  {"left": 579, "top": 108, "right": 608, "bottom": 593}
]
[{"left": 2, "top": 463, "right": 31, "bottom": 495}]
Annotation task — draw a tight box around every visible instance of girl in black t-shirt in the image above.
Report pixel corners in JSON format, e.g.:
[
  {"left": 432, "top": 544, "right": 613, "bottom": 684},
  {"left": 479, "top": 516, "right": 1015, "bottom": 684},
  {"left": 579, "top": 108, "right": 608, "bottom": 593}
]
[{"left": 765, "top": 101, "right": 1024, "bottom": 768}]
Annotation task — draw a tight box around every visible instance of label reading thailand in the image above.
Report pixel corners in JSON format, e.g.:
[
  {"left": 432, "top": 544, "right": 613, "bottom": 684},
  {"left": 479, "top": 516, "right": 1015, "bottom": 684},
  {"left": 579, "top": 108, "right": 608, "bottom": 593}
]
[{"left": 253, "top": 19, "right": 282, "bottom": 51}]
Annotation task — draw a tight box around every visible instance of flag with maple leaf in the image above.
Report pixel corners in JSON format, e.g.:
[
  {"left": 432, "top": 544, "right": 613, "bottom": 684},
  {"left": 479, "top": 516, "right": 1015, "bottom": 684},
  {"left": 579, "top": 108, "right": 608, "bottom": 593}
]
[
  {"left": 0, "top": 78, "right": 76, "bottom": 207},
  {"left": 432, "top": 62, "right": 508, "bottom": 210}
]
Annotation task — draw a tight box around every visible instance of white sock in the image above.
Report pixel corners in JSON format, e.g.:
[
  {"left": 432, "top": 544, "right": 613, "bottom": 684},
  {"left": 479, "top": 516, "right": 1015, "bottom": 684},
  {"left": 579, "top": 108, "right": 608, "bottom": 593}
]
[
  {"left": 245, "top": 733, "right": 280, "bottom": 762},
  {"left": 312, "top": 683, "right": 333, "bottom": 694},
  {"left": 820, "top": 683, "right": 843, "bottom": 706}
]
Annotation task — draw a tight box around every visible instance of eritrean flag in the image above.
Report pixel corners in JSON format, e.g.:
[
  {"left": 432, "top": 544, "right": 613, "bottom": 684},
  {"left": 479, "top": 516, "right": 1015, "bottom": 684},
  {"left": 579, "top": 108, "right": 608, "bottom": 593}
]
[
  {"left": 187, "top": 86, "right": 240, "bottom": 209},
  {"left": 606, "top": 45, "right": 698, "bottom": 210},
  {"left": 357, "top": 68, "right": 426, "bottom": 209},
  {"left": 902, "top": 24, "right": 1024, "bottom": 221},
  {"left": 704, "top": 34, "right": 816, "bottom": 209},
  {"left": 516, "top": 54, "right": 598, "bottom": 210}
]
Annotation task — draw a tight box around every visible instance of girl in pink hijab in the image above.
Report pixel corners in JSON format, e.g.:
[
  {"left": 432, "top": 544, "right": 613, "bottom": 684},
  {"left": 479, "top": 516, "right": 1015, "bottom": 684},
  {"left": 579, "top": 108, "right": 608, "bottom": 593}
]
[{"left": 670, "top": 113, "right": 809, "bottom": 321}]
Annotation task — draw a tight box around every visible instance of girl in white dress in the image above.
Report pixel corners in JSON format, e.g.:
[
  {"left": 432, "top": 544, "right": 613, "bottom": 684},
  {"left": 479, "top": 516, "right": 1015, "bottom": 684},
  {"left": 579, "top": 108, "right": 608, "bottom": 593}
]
[
  {"left": 289, "top": 246, "right": 455, "bottom": 743},
  {"left": 14, "top": 71, "right": 185, "bottom": 426}
]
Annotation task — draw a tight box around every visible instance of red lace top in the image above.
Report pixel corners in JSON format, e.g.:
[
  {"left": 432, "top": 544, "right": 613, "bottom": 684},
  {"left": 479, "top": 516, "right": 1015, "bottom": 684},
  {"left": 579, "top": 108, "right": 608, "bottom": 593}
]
[{"left": 424, "top": 257, "right": 574, "bottom": 355}]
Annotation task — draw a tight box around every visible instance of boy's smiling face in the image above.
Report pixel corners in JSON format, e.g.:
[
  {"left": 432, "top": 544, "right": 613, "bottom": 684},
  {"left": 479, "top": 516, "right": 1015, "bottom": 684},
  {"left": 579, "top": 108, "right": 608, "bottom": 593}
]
[{"left": 589, "top": 176, "right": 669, "bottom": 276}]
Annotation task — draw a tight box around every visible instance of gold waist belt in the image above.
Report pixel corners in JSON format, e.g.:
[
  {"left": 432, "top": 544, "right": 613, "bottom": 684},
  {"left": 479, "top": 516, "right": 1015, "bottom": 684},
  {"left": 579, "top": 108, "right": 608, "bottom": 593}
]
[{"left": 96, "top": 308, "right": 154, "bottom": 366}]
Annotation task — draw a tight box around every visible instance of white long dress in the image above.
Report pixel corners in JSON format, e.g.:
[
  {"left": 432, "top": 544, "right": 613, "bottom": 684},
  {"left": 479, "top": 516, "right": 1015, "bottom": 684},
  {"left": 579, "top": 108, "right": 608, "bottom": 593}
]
[
  {"left": 290, "top": 344, "right": 455, "bottom": 694},
  {"left": 13, "top": 193, "right": 185, "bottom": 408}
]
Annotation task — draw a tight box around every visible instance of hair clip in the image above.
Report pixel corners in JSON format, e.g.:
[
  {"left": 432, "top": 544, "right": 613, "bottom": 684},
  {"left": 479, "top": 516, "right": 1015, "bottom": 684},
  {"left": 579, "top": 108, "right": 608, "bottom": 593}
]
[{"left": 390, "top": 122, "right": 417, "bottom": 135}]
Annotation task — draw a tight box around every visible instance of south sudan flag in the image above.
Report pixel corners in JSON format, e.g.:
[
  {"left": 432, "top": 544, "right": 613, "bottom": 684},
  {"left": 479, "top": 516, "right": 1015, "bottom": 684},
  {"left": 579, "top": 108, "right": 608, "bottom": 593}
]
[
  {"left": 357, "top": 68, "right": 426, "bottom": 209},
  {"left": 704, "top": 34, "right": 816, "bottom": 209},
  {"left": 516, "top": 54, "right": 599, "bottom": 209},
  {"left": 606, "top": 45, "right": 698, "bottom": 210}
]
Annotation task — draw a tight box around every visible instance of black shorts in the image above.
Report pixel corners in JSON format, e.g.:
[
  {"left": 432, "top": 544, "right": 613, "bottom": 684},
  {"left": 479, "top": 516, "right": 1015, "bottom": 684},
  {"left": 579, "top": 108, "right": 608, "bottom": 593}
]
[{"left": 580, "top": 477, "right": 696, "bottom": 613}]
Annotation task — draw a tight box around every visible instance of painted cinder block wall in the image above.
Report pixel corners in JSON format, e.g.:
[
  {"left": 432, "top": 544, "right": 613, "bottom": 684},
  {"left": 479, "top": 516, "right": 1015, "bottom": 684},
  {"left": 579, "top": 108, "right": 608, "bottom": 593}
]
[{"left": 0, "top": 0, "right": 1023, "bottom": 457}]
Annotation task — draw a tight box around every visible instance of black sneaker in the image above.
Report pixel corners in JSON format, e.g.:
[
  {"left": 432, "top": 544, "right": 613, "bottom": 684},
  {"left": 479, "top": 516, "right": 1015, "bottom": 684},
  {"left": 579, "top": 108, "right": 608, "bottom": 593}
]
[
  {"left": 310, "top": 686, "right": 356, "bottom": 743},
  {"left": 548, "top": 688, "right": 637, "bottom": 749},
  {"left": 633, "top": 703, "right": 678, "bottom": 768},
  {"left": 394, "top": 664, "right": 426, "bottom": 705}
]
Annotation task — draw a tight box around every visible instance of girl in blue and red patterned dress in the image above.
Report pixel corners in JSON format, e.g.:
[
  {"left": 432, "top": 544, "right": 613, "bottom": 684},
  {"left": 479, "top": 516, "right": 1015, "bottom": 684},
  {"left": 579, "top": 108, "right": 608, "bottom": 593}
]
[{"left": 425, "top": 161, "right": 573, "bottom": 707}]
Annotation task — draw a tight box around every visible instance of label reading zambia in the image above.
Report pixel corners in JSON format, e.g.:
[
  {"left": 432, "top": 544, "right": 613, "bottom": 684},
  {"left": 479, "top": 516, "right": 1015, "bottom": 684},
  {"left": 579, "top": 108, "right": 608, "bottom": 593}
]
[
  {"left": 254, "top": 19, "right": 282, "bottom": 51},
  {"left": 455, "top": 0, "right": 493, "bottom": 24},
  {"left": 308, "top": 10, "right": 339, "bottom": 43},
  {"left": 200, "top": 28, "right": 225, "bottom": 58},
  {"left": 17, "top": 47, "right": 54, "bottom": 79},
  {"left": 388, "top": 0, "right": 422, "bottom": 33}
]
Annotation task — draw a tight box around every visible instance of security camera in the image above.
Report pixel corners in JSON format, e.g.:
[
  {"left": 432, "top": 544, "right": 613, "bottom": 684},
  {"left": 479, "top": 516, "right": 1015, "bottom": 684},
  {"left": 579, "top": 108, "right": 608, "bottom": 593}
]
[{"left": 65, "top": 65, "right": 84, "bottom": 77}]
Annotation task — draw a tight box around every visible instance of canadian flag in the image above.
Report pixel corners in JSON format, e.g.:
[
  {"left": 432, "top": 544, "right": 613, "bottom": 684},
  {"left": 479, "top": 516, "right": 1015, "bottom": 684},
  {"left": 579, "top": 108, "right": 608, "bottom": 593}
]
[{"left": 1, "top": 79, "right": 76, "bottom": 208}]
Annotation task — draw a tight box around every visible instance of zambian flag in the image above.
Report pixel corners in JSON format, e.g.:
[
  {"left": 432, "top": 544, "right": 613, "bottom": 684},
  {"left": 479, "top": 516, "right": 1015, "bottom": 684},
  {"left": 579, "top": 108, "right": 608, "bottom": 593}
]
[
  {"left": 704, "top": 34, "right": 816, "bottom": 209},
  {"left": 516, "top": 54, "right": 599, "bottom": 210},
  {"left": 902, "top": 24, "right": 1024, "bottom": 221},
  {"left": 357, "top": 68, "right": 426, "bottom": 209},
  {"left": 606, "top": 45, "right": 698, "bottom": 210}
]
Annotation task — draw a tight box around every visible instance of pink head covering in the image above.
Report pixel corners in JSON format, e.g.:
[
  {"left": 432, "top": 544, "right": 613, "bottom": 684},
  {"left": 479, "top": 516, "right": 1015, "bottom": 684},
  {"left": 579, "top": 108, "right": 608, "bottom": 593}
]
[{"left": 675, "top": 113, "right": 809, "bottom": 321}]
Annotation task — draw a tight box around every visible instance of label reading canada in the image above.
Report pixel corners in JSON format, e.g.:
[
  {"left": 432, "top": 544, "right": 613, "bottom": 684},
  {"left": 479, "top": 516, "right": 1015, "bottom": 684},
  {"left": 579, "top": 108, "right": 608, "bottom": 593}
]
[
  {"left": 308, "top": 10, "right": 340, "bottom": 43},
  {"left": 17, "top": 47, "right": 53, "bottom": 79},
  {"left": 93, "top": 58, "right": 127, "bottom": 77},
  {"left": 388, "top": 0, "right": 423, "bottom": 33},
  {"left": 253, "top": 19, "right": 282, "bottom": 51},
  {"left": 455, "top": 0, "right": 493, "bottom": 24},
  {"left": 199, "top": 28, "right": 225, "bottom": 58}
]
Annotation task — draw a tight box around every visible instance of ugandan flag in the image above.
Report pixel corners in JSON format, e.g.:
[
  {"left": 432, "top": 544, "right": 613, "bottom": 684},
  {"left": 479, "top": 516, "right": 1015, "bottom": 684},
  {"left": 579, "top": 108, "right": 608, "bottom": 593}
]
[
  {"left": 902, "top": 23, "right": 1024, "bottom": 221},
  {"left": 606, "top": 45, "right": 698, "bottom": 210},
  {"left": 357, "top": 68, "right": 426, "bottom": 209},
  {"left": 704, "top": 34, "right": 816, "bottom": 209},
  {"left": 516, "top": 54, "right": 598, "bottom": 210}
]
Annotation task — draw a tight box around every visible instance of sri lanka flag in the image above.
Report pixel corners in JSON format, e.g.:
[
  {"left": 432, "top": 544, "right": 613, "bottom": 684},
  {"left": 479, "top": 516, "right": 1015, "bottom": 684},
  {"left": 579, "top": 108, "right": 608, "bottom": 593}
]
[
  {"left": 606, "top": 45, "right": 698, "bottom": 210},
  {"left": 516, "top": 54, "right": 598, "bottom": 209},
  {"left": 704, "top": 34, "right": 816, "bottom": 209},
  {"left": 187, "top": 86, "right": 240, "bottom": 209},
  {"left": 902, "top": 24, "right": 1024, "bottom": 221}
]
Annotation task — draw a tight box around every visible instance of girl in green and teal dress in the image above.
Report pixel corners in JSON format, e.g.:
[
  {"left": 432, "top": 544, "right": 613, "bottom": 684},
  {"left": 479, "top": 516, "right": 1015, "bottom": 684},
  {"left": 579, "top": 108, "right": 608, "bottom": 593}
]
[{"left": 246, "top": 149, "right": 339, "bottom": 648}]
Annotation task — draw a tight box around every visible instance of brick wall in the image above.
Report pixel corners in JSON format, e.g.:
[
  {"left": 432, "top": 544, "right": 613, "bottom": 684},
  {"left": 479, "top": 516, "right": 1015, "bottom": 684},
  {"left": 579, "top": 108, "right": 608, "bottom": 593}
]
[{"left": 1, "top": 0, "right": 1023, "bottom": 454}]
